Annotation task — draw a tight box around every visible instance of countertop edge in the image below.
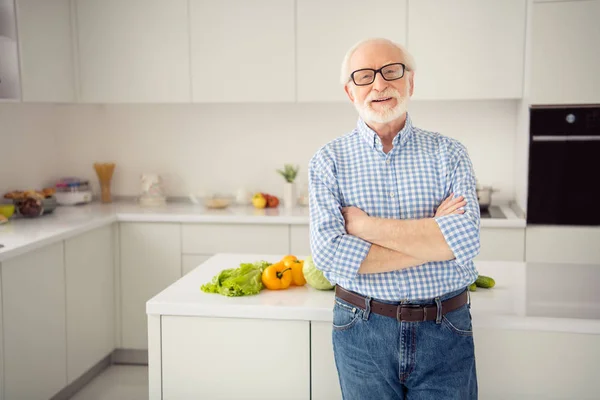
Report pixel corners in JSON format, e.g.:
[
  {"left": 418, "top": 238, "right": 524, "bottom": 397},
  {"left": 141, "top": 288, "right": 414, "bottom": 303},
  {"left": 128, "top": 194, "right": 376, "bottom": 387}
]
[{"left": 0, "top": 215, "right": 117, "bottom": 262}]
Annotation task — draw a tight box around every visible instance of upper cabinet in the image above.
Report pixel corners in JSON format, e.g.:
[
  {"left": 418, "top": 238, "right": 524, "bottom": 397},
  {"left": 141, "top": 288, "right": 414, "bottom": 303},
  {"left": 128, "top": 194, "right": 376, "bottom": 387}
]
[
  {"left": 16, "top": 0, "right": 76, "bottom": 102},
  {"left": 75, "top": 0, "right": 191, "bottom": 103},
  {"left": 190, "top": 0, "right": 295, "bottom": 103},
  {"left": 0, "top": 0, "right": 20, "bottom": 100},
  {"left": 408, "top": 0, "right": 527, "bottom": 100},
  {"left": 296, "top": 0, "right": 407, "bottom": 102},
  {"left": 530, "top": 0, "right": 600, "bottom": 105}
]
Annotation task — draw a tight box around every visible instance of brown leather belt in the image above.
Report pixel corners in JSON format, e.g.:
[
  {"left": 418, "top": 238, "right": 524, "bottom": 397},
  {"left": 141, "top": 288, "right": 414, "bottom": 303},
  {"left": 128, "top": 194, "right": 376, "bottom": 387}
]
[{"left": 335, "top": 285, "right": 469, "bottom": 322}]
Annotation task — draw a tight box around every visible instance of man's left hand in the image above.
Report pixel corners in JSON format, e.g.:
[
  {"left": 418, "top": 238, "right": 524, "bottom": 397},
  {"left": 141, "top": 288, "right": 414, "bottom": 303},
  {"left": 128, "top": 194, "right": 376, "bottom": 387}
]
[{"left": 342, "top": 206, "right": 370, "bottom": 237}]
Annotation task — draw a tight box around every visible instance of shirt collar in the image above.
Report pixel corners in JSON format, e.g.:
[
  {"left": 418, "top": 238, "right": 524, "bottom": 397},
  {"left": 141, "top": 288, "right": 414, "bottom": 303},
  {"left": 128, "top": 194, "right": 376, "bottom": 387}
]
[{"left": 357, "top": 113, "right": 414, "bottom": 151}]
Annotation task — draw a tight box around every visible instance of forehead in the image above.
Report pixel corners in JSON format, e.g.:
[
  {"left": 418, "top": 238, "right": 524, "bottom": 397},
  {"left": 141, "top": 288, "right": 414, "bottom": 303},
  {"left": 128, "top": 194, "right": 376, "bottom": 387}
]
[{"left": 350, "top": 42, "right": 404, "bottom": 71}]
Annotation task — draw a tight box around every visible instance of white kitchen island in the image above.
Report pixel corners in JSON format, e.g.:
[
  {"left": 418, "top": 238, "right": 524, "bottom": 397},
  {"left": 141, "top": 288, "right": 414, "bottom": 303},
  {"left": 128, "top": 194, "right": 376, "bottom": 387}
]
[{"left": 146, "top": 254, "right": 600, "bottom": 400}]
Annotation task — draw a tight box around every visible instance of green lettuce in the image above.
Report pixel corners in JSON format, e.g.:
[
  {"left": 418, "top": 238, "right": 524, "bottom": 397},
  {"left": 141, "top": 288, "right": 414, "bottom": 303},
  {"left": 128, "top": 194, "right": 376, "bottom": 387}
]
[{"left": 201, "top": 261, "right": 272, "bottom": 297}]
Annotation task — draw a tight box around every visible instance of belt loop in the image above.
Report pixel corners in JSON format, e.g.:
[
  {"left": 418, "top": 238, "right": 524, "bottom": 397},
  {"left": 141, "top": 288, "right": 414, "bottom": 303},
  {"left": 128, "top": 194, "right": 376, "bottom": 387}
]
[
  {"left": 363, "top": 296, "right": 372, "bottom": 320},
  {"left": 434, "top": 296, "right": 442, "bottom": 324}
]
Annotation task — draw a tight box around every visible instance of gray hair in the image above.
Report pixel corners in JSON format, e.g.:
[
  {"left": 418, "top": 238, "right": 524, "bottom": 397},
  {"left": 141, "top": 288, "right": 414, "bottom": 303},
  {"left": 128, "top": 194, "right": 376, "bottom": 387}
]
[{"left": 340, "top": 38, "right": 416, "bottom": 85}]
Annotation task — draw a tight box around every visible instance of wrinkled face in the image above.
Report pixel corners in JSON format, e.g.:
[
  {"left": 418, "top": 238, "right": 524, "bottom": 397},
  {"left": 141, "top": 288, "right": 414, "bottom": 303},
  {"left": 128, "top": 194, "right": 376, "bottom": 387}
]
[{"left": 345, "top": 41, "right": 414, "bottom": 124}]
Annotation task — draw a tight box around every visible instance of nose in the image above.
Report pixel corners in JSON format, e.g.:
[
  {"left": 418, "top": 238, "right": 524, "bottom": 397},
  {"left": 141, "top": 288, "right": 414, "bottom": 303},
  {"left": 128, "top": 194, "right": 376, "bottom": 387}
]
[{"left": 371, "top": 71, "right": 389, "bottom": 92}]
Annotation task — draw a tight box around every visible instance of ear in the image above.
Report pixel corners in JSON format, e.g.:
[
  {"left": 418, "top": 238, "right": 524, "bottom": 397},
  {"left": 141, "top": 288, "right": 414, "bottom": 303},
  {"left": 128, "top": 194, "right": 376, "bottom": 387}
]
[
  {"left": 408, "top": 73, "right": 415, "bottom": 97},
  {"left": 344, "top": 84, "right": 355, "bottom": 102}
]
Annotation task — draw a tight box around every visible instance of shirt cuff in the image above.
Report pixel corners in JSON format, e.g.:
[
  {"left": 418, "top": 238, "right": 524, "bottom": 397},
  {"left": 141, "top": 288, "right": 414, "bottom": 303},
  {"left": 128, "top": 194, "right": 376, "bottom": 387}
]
[
  {"left": 330, "top": 234, "right": 372, "bottom": 281},
  {"left": 433, "top": 214, "right": 480, "bottom": 268}
]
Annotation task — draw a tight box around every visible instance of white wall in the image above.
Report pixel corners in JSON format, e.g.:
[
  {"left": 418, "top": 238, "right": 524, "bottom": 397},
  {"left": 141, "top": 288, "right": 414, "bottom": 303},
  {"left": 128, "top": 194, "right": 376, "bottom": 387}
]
[
  {"left": 1, "top": 100, "right": 519, "bottom": 204},
  {"left": 0, "top": 104, "right": 61, "bottom": 193}
]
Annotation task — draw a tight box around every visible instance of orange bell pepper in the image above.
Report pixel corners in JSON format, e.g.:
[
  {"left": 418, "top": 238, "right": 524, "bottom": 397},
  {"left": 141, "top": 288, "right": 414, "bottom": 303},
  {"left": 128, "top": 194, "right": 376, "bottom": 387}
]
[
  {"left": 284, "top": 259, "right": 306, "bottom": 286},
  {"left": 261, "top": 262, "right": 293, "bottom": 290}
]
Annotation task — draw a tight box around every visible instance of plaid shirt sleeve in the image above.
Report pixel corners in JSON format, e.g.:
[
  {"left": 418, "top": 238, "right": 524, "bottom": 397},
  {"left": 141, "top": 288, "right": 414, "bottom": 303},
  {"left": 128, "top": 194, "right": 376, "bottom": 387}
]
[
  {"left": 434, "top": 145, "right": 481, "bottom": 268},
  {"left": 308, "top": 150, "right": 372, "bottom": 281}
]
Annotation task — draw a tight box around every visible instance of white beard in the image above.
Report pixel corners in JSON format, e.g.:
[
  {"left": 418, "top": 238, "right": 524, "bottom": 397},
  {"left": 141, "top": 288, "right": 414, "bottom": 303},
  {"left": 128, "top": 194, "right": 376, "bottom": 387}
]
[{"left": 353, "top": 86, "right": 411, "bottom": 124}]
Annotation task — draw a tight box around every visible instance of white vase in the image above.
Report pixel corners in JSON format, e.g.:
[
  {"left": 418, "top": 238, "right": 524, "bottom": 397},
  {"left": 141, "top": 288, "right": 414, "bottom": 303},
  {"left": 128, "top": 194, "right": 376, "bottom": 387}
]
[{"left": 283, "top": 182, "right": 296, "bottom": 209}]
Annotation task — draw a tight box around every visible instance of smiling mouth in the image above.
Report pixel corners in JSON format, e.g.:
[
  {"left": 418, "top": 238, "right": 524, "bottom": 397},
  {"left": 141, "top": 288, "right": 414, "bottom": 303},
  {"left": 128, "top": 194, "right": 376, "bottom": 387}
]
[{"left": 371, "top": 97, "right": 393, "bottom": 103}]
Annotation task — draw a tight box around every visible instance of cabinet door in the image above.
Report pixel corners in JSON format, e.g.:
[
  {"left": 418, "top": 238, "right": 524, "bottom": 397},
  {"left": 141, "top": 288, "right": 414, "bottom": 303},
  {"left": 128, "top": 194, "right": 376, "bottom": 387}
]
[
  {"left": 525, "top": 226, "right": 600, "bottom": 264},
  {"left": 0, "top": 36, "right": 20, "bottom": 100},
  {"left": 190, "top": 0, "right": 295, "bottom": 102},
  {"left": 162, "top": 316, "right": 310, "bottom": 400},
  {"left": 181, "top": 223, "right": 289, "bottom": 254},
  {"left": 76, "top": 0, "right": 190, "bottom": 103},
  {"left": 120, "top": 223, "right": 181, "bottom": 349},
  {"left": 181, "top": 254, "right": 212, "bottom": 276},
  {"left": 408, "top": 0, "right": 526, "bottom": 100},
  {"left": 311, "top": 321, "right": 342, "bottom": 400},
  {"left": 0, "top": 263, "right": 4, "bottom": 400},
  {"left": 296, "top": 0, "right": 407, "bottom": 102},
  {"left": 65, "top": 225, "right": 114, "bottom": 384},
  {"left": 16, "top": 0, "right": 76, "bottom": 102},
  {"left": 2, "top": 243, "right": 67, "bottom": 400},
  {"left": 478, "top": 228, "right": 525, "bottom": 261},
  {"left": 531, "top": 0, "right": 600, "bottom": 105},
  {"left": 290, "top": 225, "right": 310, "bottom": 256}
]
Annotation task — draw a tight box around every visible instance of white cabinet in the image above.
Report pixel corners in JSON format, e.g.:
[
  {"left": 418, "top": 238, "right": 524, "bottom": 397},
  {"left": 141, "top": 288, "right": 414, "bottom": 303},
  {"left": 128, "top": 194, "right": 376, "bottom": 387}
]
[
  {"left": 182, "top": 223, "right": 289, "bottom": 254},
  {"left": 525, "top": 226, "right": 600, "bottom": 264},
  {"left": 120, "top": 222, "right": 181, "bottom": 349},
  {"left": 76, "top": 0, "right": 191, "bottom": 103},
  {"left": 161, "top": 316, "right": 310, "bottom": 400},
  {"left": 181, "top": 254, "right": 212, "bottom": 276},
  {"left": 190, "top": 0, "right": 295, "bottom": 103},
  {"left": 296, "top": 0, "right": 407, "bottom": 102},
  {"left": 477, "top": 228, "right": 525, "bottom": 262},
  {"left": 16, "top": 0, "right": 76, "bottom": 102},
  {"left": 0, "top": 263, "right": 3, "bottom": 400},
  {"left": 311, "top": 321, "right": 342, "bottom": 400},
  {"left": 65, "top": 225, "right": 114, "bottom": 384},
  {"left": 408, "top": 0, "right": 526, "bottom": 100},
  {"left": 290, "top": 225, "right": 310, "bottom": 256},
  {"left": 1, "top": 243, "right": 67, "bottom": 400},
  {"left": 530, "top": 0, "right": 600, "bottom": 105}
]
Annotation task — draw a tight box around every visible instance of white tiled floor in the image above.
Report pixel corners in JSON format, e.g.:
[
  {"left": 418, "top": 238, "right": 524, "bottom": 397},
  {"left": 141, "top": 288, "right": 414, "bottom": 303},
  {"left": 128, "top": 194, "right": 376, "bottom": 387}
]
[{"left": 69, "top": 365, "right": 148, "bottom": 400}]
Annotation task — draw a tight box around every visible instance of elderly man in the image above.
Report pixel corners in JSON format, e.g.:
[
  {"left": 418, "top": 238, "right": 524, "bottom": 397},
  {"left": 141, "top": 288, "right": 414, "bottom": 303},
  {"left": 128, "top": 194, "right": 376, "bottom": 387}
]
[{"left": 308, "top": 38, "right": 480, "bottom": 399}]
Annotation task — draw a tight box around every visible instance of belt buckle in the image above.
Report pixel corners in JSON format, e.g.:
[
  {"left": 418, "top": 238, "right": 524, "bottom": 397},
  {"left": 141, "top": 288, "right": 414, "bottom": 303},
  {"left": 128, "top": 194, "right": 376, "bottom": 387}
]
[{"left": 396, "top": 304, "right": 426, "bottom": 322}]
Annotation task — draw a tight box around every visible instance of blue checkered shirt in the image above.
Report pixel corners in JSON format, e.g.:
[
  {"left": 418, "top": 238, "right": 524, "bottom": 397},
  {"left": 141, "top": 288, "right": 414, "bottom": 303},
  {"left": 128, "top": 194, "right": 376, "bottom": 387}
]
[{"left": 308, "top": 114, "right": 480, "bottom": 301}]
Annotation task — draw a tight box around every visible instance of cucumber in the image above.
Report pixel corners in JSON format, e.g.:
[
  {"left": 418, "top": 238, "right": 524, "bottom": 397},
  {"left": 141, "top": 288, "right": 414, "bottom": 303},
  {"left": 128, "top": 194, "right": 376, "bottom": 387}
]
[
  {"left": 468, "top": 283, "right": 477, "bottom": 292},
  {"left": 475, "top": 275, "right": 495, "bottom": 289}
]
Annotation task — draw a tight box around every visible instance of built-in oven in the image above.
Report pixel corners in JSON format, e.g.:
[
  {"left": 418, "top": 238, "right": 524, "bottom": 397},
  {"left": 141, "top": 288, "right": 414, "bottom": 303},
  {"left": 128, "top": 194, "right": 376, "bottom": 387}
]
[{"left": 527, "top": 105, "right": 600, "bottom": 226}]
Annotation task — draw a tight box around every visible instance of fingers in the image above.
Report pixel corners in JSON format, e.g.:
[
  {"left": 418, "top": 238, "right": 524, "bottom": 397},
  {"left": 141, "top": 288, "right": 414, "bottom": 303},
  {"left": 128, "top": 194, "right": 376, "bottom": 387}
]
[{"left": 436, "top": 194, "right": 468, "bottom": 217}]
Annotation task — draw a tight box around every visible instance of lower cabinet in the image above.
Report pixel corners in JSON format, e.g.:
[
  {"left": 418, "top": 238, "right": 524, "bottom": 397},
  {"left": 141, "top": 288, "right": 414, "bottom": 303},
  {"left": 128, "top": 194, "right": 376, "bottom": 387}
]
[
  {"left": 311, "top": 321, "right": 342, "bottom": 400},
  {"left": 477, "top": 228, "right": 525, "bottom": 261},
  {"left": 181, "top": 254, "right": 213, "bottom": 276},
  {"left": 1, "top": 243, "right": 67, "bottom": 400},
  {"left": 0, "top": 259, "right": 4, "bottom": 400},
  {"left": 160, "top": 316, "right": 310, "bottom": 400},
  {"left": 290, "top": 225, "right": 311, "bottom": 256},
  {"left": 65, "top": 225, "right": 115, "bottom": 384},
  {"left": 120, "top": 222, "right": 182, "bottom": 349}
]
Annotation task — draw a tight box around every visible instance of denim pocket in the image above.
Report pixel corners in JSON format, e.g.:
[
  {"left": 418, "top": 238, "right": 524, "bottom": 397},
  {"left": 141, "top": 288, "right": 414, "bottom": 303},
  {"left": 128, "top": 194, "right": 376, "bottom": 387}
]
[
  {"left": 441, "top": 304, "right": 473, "bottom": 336},
  {"left": 332, "top": 298, "right": 362, "bottom": 331}
]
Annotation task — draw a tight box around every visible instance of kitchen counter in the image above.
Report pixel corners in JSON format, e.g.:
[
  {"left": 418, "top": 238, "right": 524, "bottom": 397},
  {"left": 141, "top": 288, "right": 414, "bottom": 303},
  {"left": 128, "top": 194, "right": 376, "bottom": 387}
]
[
  {"left": 147, "top": 253, "right": 600, "bottom": 335},
  {"left": 0, "top": 200, "right": 525, "bottom": 262}
]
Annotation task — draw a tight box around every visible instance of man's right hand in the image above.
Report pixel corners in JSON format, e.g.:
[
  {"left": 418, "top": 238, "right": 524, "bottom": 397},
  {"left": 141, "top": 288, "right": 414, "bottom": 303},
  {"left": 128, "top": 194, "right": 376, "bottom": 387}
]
[{"left": 435, "top": 193, "right": 467, "bottom": 217}]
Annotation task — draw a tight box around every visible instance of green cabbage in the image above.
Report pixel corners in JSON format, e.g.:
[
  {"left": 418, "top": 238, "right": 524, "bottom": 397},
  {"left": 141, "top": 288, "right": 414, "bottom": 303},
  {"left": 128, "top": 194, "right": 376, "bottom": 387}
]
[
  {"left": 303, "top": 256, "right": 334, "bottom": 290},
  {"left": 201, "top": 261, "right": 271, "bottom": 297}
]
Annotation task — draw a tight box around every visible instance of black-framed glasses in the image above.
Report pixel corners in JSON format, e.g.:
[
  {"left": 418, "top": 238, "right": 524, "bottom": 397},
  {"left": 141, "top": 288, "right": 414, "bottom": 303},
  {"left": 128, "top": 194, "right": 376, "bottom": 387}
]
[{"left": 350, "top": 63, "right": 406, "bottom": 86}]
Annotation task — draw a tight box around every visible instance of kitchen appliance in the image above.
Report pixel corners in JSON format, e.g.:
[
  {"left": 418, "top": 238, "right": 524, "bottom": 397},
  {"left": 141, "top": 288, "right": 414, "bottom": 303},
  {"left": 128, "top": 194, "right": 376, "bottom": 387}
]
[
  {"left": 476, "top": 184, "right": 498, "bottom": 211},
  {"left": 527, "top": 105, "right": 600, "bottom": 226}
]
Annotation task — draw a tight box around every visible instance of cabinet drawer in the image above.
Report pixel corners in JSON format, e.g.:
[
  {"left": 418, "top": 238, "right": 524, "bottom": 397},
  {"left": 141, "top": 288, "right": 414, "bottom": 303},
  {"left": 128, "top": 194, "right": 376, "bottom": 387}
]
[
  {"left": 182, "top": 224, "right": 289, "bottom": 254},
  {"left": 478, "top": 228, "right": 525, "bottom": 261}
]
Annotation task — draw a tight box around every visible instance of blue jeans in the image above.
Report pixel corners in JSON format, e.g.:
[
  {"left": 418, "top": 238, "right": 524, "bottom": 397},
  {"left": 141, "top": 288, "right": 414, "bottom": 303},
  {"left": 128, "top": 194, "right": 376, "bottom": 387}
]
[{"left": 332, "top": 287, "right": 477, "bottom": 400}]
